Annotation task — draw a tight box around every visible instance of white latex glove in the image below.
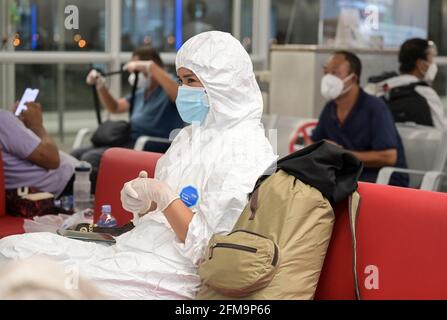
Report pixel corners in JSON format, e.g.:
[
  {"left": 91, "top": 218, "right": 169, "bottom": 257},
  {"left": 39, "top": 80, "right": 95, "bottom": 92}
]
[
  {"left": 123, "top": 60, "right": 153, "bottom": 77},
  {"left": 120, "top": 171, "right": 179, "bottom": 219},
  {"left": 86, "top": 69, "right": 106, "bottom": 88}
]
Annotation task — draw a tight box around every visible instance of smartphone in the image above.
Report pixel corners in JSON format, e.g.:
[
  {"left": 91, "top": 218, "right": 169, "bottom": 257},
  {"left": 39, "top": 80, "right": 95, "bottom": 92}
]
[
  {"left": 57, "top": 229, "right": 116, "bottom": 244},
  {"left": 15, "top": 88, "right": 39, "bottom": 117}
]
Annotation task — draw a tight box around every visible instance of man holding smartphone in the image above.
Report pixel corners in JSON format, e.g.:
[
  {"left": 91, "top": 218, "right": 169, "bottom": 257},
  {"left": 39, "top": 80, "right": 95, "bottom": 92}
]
[{"left": 0, "top": 102, "right": 78, "bottom": 197}]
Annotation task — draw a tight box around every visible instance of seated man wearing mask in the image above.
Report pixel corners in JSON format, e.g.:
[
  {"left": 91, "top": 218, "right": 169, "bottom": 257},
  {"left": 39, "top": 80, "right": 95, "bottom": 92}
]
[
  {"left": 375, "top": 38, "right": 445, "bottom": 129},
  {"left": 72, "top": 47, "right": 184, "bottom": 188},
  {"left": 311, "top": 51, "right": 409, "bottom": 187}
]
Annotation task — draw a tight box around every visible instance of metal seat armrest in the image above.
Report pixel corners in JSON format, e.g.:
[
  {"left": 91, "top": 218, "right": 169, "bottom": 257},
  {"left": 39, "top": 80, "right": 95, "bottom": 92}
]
[
  {"left": 72, "top": 128, "right": 91, "bottom": 151},
  {"left": 421, "top": 171, "right": 447, "bottom": 191},
  {"left": 376, "top": 167, "right": 429, "bottom": 185}
]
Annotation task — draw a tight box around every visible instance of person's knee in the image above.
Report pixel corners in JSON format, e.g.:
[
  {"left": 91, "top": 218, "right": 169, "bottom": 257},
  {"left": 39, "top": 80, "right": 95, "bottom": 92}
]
[
  {"left": 80, "top": 148, "right": 108, "bottom": 168},
  {"left": 80, "top": 151, "right": 100, "bottom": 167},
  {"left": 71, "top": 148, "right": 85, "bottom": 160}
]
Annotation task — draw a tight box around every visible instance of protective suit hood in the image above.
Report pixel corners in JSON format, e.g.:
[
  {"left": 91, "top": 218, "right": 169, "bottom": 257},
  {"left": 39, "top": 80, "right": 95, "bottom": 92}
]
[
  {"left": 155, "top": 30, "right": 277, "bottom": 264},
  {"left": 176, "top": 31, "right": 263, "bottom": 129}
]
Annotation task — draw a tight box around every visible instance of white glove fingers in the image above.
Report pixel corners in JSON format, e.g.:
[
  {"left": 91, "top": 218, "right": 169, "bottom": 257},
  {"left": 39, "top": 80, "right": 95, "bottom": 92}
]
[
  {"left": 139, "top": 171, "right": 148, "bottom": 178},
  {"left": 123, "top": 182, "right": 140, "bottom": 200}
]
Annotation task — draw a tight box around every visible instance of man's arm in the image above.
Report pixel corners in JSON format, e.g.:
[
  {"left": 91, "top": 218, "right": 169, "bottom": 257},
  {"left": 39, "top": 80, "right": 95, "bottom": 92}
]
[
  {"left": 311, "top": 139, "right": 397, "bottom": 167},
  {"left": 125, "top": 61, "right": 179, "bottom": 102},
  {"left": 86, "top": 69, "right": 130, "bottom": 114},
  {"left": 351, "top": 149, "right": 397, "bottom": 168},
  {"left": 19, "top": 103, "right": 60, "bottom": 170},
  {"left": 358, "top": 98, "right": 403, "bottom": 169},
  {"left": 150, "top": 63, "right": 178, "bottom": 102},
  {"left": 96, "top": 86, "right": 130, "bottom": 114}
]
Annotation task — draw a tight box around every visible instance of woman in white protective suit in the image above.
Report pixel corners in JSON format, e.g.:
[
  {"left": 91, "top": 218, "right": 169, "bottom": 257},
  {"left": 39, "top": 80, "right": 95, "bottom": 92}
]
[{"left": 0, "top": 31, "right": 277, "bottom": 299}]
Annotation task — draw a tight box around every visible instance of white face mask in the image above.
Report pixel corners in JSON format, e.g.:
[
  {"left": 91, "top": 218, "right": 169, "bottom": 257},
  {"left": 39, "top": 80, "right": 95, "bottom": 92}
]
[
  {"left": 128, "top": 73, "right": 151, "bottom": 89},
  {"left": 423, "top": 62, "right": 438, "bottom": 82},
  {"left": 320, "top": 73, "right": 354, "bottom": 101}
]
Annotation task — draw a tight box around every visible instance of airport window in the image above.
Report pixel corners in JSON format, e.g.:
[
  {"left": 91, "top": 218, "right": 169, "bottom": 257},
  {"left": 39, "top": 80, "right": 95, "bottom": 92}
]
[
  {"left": 429, "top": 0, "right": 446, "bottom": 55},
  {"left": 121, "top": 0, "right": 234, "bottom": 52},
  {"left": 1, "top": 0, "right": 106, "bottom": 52},
  {"left": 268, "top": 0, "right": 430, "bottom": 48},
  {"left": 15, "top": 64, "right": 105, "bottom": 112},
  {"left": 429, "top": 0, "right": 447, "bottom": 106},
  {"left": 181, "top": 0, "right": 233, "bottom": 43},
  {"left": 320, "top": 0, "right": 429, "bottom": 48},
  {"left": 270, "top": 0, "right": 320, "bottom": 45},
  {"left": 433, "top": 65, "right": 447, "bottom": 112},
  {"left": 240, "top": 0, "right": 254, "bottom": 52},
  {"left": 13, "top": 63, "right": 108, "bottom": 143},
  {"left": 121, "top": 0, "right": 176, "bottom": 52}
]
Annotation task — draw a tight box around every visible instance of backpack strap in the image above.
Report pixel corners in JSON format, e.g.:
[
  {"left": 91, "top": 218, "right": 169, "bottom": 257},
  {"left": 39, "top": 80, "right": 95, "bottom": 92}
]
[
  {"left": 249, "top": 188, "right": 260, "bottom": 220},
  {"left": 129, "top": 72, "right": 139, "bottom": 120},
  {"left": 348, "top": 191, "right": 361, "bottom": 300},
  {"left": 387, "top": 81, "right": 429, "bottom": 98},
  {"left": 91, "top": 84, "right": 102, "bottom": 125},
  {"left": 90, "top": 69, "right": 139, "bottom": 125},
  {"left": 410, "top": 81, "right": 430, "bottom": 87}
]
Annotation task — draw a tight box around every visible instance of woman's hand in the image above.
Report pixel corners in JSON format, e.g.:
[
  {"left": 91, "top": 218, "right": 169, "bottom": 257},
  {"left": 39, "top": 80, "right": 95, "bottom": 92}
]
[
  {"left": 120, "top": 171, "right": 194, "bottom": 242},
  {"left": 120, "top": 171, "right": 179, "bottom": 215}
]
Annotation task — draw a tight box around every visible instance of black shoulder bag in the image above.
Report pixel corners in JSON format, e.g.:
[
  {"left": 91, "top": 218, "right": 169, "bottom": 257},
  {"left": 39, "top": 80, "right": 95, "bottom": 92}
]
[{"left": 90, "top": 71, "right": 139, "bottom": 147}]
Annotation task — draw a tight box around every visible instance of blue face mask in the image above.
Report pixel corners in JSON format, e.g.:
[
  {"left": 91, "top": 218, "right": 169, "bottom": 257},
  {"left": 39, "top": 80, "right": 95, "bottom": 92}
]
[{"left": 176, "top": 86, "right": 210, "bottom": 125}]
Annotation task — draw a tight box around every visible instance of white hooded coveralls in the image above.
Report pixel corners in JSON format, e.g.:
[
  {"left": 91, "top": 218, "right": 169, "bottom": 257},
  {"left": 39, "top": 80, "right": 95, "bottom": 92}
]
[{"left": 0, "top": 31, "right": 277, "bottom": 299}]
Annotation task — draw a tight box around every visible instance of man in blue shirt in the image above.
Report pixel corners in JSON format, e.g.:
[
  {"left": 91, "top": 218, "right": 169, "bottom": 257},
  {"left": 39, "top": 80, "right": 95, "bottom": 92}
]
[
  {"left": 72, "top": 47, "right": 184, "bottom": 189},
  {"left": 311, "top": 51, "right": 408, "bottom": 187}
]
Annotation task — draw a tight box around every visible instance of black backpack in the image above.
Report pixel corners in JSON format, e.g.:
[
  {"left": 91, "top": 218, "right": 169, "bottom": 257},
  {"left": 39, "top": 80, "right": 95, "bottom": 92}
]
[{"left": 382, "top": 82, "right": 434, "bottom": 127}]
